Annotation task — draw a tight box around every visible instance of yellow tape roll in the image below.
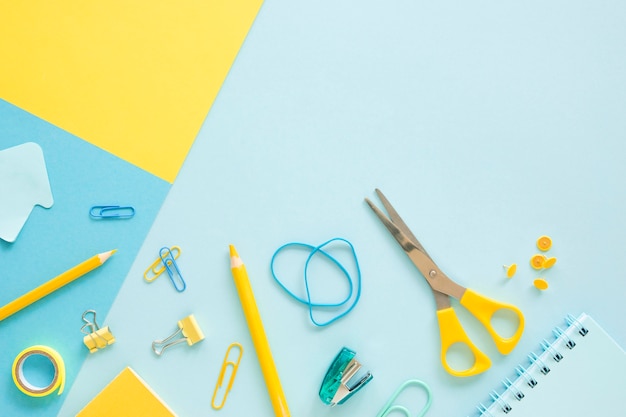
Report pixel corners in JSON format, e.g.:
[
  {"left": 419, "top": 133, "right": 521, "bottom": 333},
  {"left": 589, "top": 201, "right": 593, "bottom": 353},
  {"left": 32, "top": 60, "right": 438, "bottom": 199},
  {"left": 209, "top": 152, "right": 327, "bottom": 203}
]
[{"left": 12, "top": 345, "right": 65, "bottom": 397}]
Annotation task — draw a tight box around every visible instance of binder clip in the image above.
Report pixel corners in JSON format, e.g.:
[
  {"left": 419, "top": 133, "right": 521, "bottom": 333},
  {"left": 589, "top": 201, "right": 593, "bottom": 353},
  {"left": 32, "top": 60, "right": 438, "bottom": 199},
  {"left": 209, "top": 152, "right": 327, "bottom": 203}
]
[
  {"left": 81, "top": 310, "right": 115, "bottom": 353},
  {"left": 319, "top": 347, "right": 372, "bottom": 406},
  {"left": 152, "top": 314, "right": 205, "bottom": 356},
  {"left": 143, "top": 246, "right": 186, "bottom": 292}
]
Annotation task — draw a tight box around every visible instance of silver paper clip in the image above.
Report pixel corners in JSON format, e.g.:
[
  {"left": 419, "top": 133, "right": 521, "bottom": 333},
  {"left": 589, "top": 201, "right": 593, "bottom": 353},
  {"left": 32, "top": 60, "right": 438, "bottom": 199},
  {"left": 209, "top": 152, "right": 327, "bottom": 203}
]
[
  {"left": 89, "top": 205, "right": 135, "bottom": 219},
  {"left": 152, "top": 314, "right": 205, "bottom": 356},
  {"left": 212, "top": 342, "right": 244, "bottom": 410},
  {"left": 80, "top": 310, "right": 116, "bottom": 353}
]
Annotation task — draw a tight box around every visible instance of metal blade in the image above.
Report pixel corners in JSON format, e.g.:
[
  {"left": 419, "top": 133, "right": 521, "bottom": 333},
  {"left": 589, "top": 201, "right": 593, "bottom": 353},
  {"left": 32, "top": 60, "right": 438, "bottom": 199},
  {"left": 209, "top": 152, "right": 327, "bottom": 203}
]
[
  {"left": 365, "top": 197, "right": 419, "bottom": 254},
  {"left": 373, "top": 189, "right": 431, "bottom": 259},
  {"left": 366, "top": 190, "right": 466, "bottom": 304}
]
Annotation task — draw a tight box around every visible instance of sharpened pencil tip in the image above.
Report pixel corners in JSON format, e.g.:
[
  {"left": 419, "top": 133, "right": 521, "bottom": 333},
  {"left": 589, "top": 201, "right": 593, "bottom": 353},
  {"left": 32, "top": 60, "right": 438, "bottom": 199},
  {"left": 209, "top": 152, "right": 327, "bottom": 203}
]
[
  {"left": 99, "top": 249, "right": 117, "bottom": 264},
  {"left": 229, "top": 245, "right": 244, "bottom": 268}
]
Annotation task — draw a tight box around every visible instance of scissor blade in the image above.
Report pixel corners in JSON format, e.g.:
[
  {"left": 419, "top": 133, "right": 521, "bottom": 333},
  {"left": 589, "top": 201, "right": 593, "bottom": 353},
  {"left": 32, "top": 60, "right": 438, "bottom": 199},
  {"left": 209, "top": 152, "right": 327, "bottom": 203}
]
[
  {"left": 373, "top": 189, "right": 431, "bottom": 258},
  {"left": 366, "top": 192, "right": 466, "bottom": 302},
  {"left": 365, "top": 198, "right": 420, "bottom": 254}
]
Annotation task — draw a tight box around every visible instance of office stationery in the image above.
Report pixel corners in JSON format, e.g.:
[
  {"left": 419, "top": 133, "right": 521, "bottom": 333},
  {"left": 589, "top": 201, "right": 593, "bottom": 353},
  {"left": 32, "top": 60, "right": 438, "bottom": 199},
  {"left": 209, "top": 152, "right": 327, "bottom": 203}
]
[
  {"left": 530, "top": 254, "right": 556, "bottom": 270},
  {"left": 144, "top": 246, "right": 182, "bottom": 283},
  {"left": 76, "top": 367, "right": 177, "bottom": 417},
  {"left": 81, "top": 310, "right": 116, "bottom": 353},
  {"left": 159, "top": 247, "right": 186, "bottom": 292},
  {"left": 0, "top": 142, "right": 53, "bottom": 242},
  {"left": 212, "top": 342, "right": 244, "bottom": 410},
  {"left": 229, "top": 244, "right": 291, "bottom": 417},
  {"left": 1, "top": 101, "right": 170, "bottom": 417},
  {"left": 542, "top": 256, "right": 556, "bottom": 268},
  {"left": 151, "top": 314, "right": 204, "bottom": 356},
  {"left": 532, "top": 279, "right": 549, "bottom": 290},
  {"left": 12, "top": 345, "right": 65, "bottom": 397},
  {"left": 472, "top": 313, "right": 626, "bottom": 416},
  {"left": 376, "top": 380, "right": 432, "bottom": 417},
  {"left": 503, "top": 264, "right": 517, "bottom": 278},
  {"left": 319, "top": 347, "right": 372, "bottom": 406},
  {"left": 0, "top": 0, "right": 265, "bottom": 183},
  {"left": 536, "top": 235, "right": 552, "bottom": 251},
  {"left": 270, "top": 237, "right": 362, "bottom": 326},
  {"left": 365, "top": 189, "right": 525, "bottom": 377},
  {"left": 0, "top": 250, "right": 116, "bottom": 321},
  {"left": 89, "top": 205, "right": 136, "bottom": 219},
  {"left": 530, "top": 255, "right": 544, "bottom": 269}
]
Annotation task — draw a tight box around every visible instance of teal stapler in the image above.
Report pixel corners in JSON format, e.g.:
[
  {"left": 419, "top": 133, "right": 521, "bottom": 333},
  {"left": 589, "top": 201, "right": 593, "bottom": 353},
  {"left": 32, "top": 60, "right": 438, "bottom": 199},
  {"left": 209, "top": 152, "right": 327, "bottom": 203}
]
[{"left": 319, "top": 347, "right": 373, "bottom": 406}]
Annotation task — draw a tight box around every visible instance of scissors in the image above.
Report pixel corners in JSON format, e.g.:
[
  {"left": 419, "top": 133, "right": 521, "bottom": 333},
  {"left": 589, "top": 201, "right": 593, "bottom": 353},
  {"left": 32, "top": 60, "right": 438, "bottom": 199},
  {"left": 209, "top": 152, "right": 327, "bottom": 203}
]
[{"left": 365, "top": 189, "right": 524, "bottom": 377}]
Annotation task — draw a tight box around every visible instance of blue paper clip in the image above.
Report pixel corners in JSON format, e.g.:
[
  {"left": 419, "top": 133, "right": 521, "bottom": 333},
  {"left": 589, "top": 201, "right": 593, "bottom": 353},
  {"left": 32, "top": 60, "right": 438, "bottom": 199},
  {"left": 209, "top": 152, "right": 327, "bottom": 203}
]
[
  {"left": 89, "top": 205, "right": 135, "bottom": 219},
  {"left": 376, "top": 380, "right": 432, "bottom": 417},
  {"left": 159, "top": 246, "right": 186, "bottom": 292}
]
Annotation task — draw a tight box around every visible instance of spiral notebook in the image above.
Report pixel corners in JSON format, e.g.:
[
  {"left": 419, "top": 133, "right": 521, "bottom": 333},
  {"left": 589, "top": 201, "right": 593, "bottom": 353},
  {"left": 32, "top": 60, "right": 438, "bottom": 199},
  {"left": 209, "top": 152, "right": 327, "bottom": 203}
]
[{"left": 473, "top": 313, "right": 626, "bottom": 416}]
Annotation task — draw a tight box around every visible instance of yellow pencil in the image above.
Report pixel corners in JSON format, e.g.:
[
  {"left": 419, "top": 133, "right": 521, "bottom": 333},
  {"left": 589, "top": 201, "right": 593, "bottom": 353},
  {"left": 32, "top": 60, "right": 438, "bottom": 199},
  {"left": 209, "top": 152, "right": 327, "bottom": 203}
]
[
  {"left": 0, "top": 250, "right": 117, "bottom": 321},
  {"left": 229, "top": 245, "right": 290, "bottom": 417}
]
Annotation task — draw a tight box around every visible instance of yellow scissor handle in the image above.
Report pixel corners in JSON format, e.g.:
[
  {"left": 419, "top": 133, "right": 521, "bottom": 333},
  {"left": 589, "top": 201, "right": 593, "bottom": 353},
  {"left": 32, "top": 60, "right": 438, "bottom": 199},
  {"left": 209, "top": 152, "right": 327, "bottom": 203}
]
[
  {"left": 459, "top": 288, "right": 525, "bottom": 355},
  {"left": 436, "top": 307, "right": 492, "bottom": 377}
]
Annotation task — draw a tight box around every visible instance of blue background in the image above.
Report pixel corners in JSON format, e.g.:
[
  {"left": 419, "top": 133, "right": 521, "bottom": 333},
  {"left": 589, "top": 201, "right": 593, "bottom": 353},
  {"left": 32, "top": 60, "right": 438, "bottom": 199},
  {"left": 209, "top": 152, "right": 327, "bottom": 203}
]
[
  {"left": 0, "top": 100, "right": 170, "bottom": 417},
  {"left": 2, "top": 1, "right": 625, "bottom": 416}
]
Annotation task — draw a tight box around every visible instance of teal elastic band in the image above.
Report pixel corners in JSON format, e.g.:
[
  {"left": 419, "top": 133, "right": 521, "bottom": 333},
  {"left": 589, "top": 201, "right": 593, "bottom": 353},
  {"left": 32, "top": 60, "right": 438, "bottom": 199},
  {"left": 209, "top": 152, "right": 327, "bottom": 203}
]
[{"left": 270, "top": 237, "right": 362, "bottom": 327}]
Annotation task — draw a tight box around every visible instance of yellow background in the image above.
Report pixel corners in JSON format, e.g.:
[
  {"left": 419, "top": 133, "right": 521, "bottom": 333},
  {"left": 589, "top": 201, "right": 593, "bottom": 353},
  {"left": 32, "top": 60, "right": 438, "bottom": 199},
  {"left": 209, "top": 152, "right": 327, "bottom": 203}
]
[{"left": 0, "top": 0, "right": 263, "bottom": 183}]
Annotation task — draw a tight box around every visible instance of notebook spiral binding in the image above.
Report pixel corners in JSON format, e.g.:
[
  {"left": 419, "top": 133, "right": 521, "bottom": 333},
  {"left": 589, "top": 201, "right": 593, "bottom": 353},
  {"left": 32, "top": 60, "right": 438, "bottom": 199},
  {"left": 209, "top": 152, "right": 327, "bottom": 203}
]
[{"left": 474, "top": 314, "right": 589, "bottom": 416}]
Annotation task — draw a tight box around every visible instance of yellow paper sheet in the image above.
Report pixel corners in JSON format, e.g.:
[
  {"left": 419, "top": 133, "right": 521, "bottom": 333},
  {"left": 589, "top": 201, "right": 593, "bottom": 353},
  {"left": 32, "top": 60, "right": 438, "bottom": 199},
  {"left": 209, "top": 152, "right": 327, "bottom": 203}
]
[
  {"left": 76, "top": 367, "right": 176, "bottom": 417},
  {"left": 0, "top": 0, "right": 263, "bottom": 183}
]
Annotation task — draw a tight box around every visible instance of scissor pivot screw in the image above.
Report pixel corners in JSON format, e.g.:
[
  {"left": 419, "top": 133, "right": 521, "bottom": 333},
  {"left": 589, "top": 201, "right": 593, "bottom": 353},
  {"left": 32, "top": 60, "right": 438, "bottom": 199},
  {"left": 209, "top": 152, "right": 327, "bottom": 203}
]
[{"left": 429, "top": 270, "right": 437, "bottom": 278}]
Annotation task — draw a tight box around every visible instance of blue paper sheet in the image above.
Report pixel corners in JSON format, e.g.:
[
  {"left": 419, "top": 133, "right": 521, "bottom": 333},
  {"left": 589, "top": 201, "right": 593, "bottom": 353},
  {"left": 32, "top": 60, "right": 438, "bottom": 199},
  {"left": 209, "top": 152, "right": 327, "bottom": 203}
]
[{"left": 0, "top": 99, "right": 170, "bottom": 417}]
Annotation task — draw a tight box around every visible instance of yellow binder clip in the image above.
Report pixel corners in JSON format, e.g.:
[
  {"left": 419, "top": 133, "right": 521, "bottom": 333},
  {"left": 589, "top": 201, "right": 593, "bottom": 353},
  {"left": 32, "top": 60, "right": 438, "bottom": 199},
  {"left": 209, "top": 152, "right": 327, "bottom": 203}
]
[
  {"left": 212, "top": 342, "right": 244, "bottom": 410},
  {"left": 81, "top": 310, "right": 115, "bottom": 353},
  {"left": 152, "top": 314, "right": 205, "bottom": 356}
]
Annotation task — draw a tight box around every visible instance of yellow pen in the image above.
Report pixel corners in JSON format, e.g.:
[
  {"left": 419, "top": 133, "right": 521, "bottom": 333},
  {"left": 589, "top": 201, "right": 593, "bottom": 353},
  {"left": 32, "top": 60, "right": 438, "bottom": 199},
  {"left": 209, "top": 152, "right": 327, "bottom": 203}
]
[
  {"left": 229, "top": 245, "right": 290, "bottom": 417},
  {"left": 0, "top": 250, "right": 116, "bottom": 322}
]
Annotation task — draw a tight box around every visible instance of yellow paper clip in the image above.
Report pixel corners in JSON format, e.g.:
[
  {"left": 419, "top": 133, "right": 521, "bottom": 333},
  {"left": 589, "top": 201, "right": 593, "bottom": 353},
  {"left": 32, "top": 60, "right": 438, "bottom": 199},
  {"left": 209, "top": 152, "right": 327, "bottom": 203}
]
[
  {"left": 81, "top": 310, "right": 115, "bottom": 353},
  {"left": 152, "top": 314, "right": 205, "bottom": 356},
  {"left": 143, "top": 246, "right": 182, "bottom": 282},
  {"left": 212, "top": 342, "right": 244, "bottom": 410}
]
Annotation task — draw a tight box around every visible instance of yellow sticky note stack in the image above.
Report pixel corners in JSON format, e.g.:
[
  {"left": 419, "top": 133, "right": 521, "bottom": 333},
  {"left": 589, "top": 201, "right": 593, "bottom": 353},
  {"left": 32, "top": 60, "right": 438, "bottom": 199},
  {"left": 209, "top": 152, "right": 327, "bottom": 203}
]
[
  {"left": 0, "top": 0, "right": 264, "bottom": 183},
  {"left": 77, "top": 367, "right": 177, "bottom": 417}
]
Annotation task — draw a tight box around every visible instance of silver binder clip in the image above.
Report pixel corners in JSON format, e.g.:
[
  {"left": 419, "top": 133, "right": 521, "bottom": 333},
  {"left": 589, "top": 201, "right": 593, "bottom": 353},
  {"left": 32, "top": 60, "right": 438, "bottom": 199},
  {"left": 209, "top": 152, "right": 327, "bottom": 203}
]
[
  {"left": 81, "top": 310, "right": 116, "bottom": 353},
  {"left": 319, "top": 347, "right": 372, "bottom": 406},
  {"left": 152, "top": 314, "right": 205, "bottom": 356}
]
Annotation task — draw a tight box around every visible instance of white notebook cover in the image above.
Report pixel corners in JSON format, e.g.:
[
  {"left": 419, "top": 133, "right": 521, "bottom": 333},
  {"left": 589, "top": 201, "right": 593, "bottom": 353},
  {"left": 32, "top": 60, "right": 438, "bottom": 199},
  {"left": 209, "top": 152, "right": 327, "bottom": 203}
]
[{"left": 474, "top": 313, "right": 626, "bottom": 416}]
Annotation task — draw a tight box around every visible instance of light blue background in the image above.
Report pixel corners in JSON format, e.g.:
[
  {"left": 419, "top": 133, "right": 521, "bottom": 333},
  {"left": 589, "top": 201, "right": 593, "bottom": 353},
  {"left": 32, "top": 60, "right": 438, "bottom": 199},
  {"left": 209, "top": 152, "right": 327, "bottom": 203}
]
[
  {"left": 0, "top": 100, "right": 171, "bottom": 417},
  {"left": 5, "top": 0, "right": 625, "bottom": 416}
]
